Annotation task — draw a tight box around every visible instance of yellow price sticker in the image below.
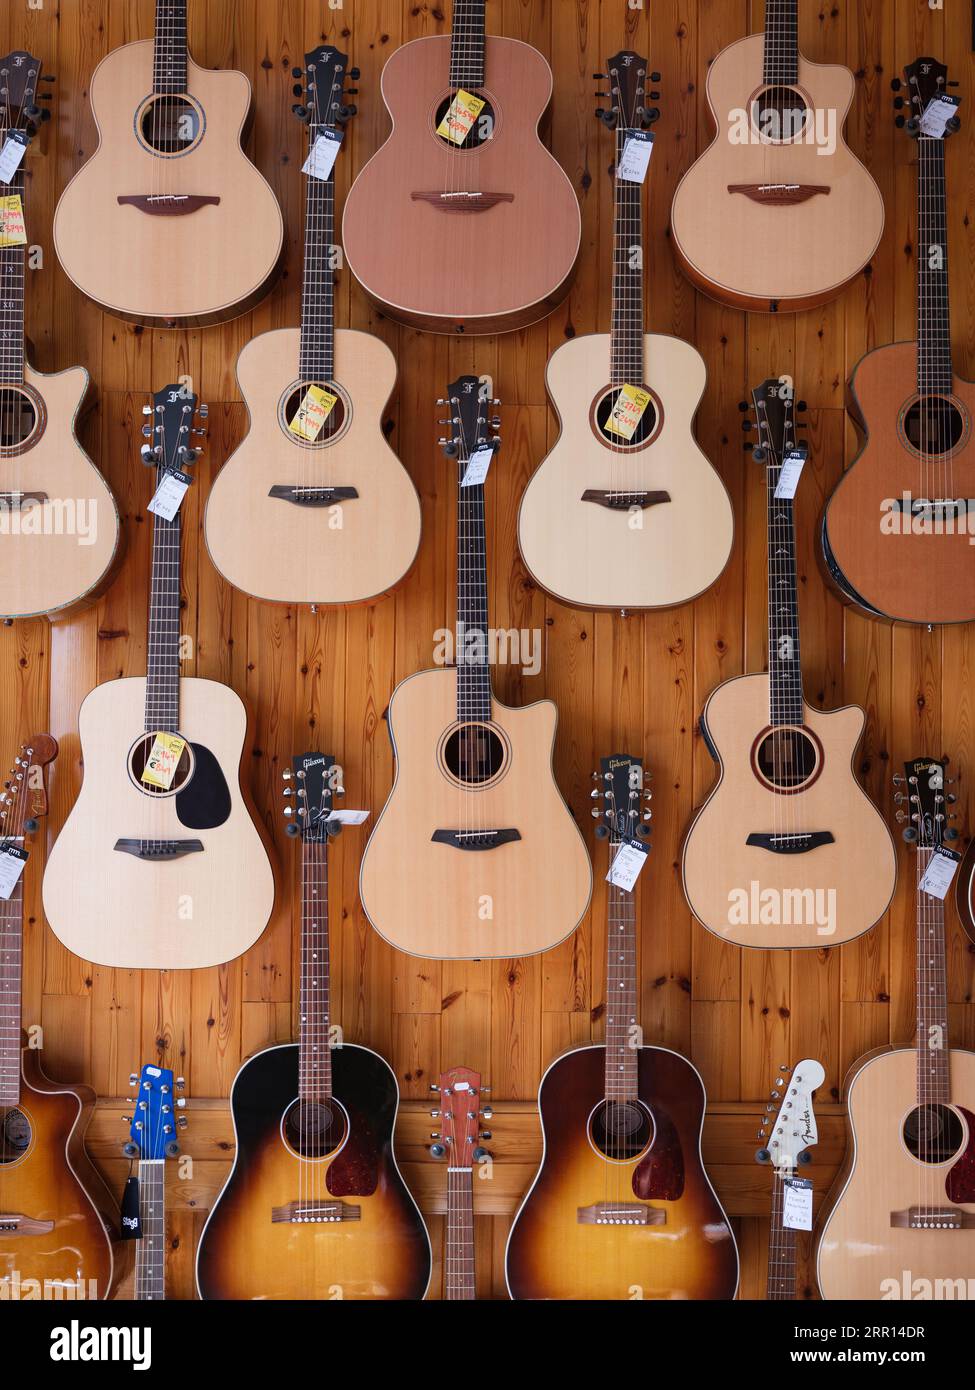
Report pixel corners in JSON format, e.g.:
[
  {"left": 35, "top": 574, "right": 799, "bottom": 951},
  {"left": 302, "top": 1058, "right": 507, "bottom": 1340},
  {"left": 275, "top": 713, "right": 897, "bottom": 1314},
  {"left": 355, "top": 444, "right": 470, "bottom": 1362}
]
[
  {"left": 0, "top": 194, "right": 26, "bottom": 248},
  {"left": 436, "top": 89, "right": 486, "bottom": 145},
  {"left": 605, "top": 383, "right": 651, "bottom": 441},
  {"left": 288, "top": 385, "right": 338, "bottom": 442},
  {"left": 141, "top": 732, "right": 187, "bottom": 791}
]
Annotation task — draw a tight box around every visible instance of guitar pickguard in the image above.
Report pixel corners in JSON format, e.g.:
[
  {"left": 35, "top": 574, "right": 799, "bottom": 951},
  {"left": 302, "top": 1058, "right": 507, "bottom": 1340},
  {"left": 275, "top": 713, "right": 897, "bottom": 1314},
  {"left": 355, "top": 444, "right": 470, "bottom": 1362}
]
[
  {"left": 175, "top": 742, "right": 232, "bottom": 830},
  {"left": 946, "top": 1107, "right": 975, "bottom": 1204},
  {"left": 326, "top": 1110, "right": 381, "bottom": 1198},
  {"left": 632, "top": 1103, "right": 685, "bottom": 1201}
]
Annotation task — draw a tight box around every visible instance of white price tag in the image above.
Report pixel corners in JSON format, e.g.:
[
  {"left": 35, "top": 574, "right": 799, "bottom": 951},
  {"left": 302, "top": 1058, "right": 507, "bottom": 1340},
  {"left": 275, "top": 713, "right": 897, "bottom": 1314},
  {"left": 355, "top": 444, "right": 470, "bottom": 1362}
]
[
  {"left": 302, "top": 129, "right": 343, "bottom": 182},
  {"left": 919, "top": 94, "right": 961, "bottom": 139},
  {"left": 147, "top": 468, "right": 192, "bottom": 522},
  {"left": 617, "top": 130, "right": 654, "bottom": 183},
  {"left": 325, "top": 809, "right": 370, "bottom": 826},
  {"left": 782, "top": 1177, "right": 813, "bottom": 1231},
  {"left": 606, "top": 838, "right": 649, "bottom": 892},
  {"left": 774, "top": 447, "right": 807, "bottom": 500},
  {"left": 461, "top": 445, "right": 494, "bottom": 488},
  {"left": 919, "top": 846, "right": 961, "bottom": 900},
  {"left": 0, "top": 844, "right": 28, "bottom": 900},
  {"left": 0, "top": 132, "right": 28, "bottom": 185}
]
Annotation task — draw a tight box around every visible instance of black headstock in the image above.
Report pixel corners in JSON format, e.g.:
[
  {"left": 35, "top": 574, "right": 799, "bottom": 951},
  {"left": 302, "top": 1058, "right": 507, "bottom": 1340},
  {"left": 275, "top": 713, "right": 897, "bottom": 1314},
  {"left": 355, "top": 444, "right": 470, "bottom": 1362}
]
[
  {"left": 746, "top": 376, "right": 803, "bottom": 469},
  {"left": 439, "top": 375, "right": 501, "bottom": 463},
  {"left": 895, "top": 57, "right": 960, "bottom": 137},
  {"left": 0, "top": 51, "right": 52, "bottom": 142},
  {"left": 894, "top": 757, "right": 959, "bottom": 848},
  {"left": 292, "top": 44, "right": 358, "bottom": 128},
  {"left": 282, "top": 751, "right": 343, "bottom": 841},
  {"left": 140, "top": 384, "right": 206, "bottom": 473},
  {"left": 596, "top": 51, "right": 660, "bottom": 130},
  {"left": 591, "top": 753, "right": 652, "bottom": 843}
]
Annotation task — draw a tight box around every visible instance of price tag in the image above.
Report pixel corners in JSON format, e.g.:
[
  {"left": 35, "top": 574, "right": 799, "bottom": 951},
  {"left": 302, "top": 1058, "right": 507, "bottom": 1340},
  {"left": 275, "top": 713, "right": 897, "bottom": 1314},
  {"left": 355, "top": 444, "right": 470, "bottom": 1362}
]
[
  {"left": 325, "top": 809, "right": 370, "bottom": 826},
  {"left": 0, "top": 131, "right": 28, "bottom": 185},
  {"left": 605, "top": 384, "right": 651, "bottom": 440},
  {"left": 782, "top": 1176, "right": 813, "bottom": 1231},
  {"left": 919, "top": 94, "right": 961, "bottom": 139},
  {"left": 436, "top": 89, "right": 485, "bottom": 145},
  {"left": 617, "top": 130, "right": 654, "bottom": 183},
  {"left": 0, "top": 844, "right": 27, "bottom": 900},
  {"left": 920, "top": 845, "right": 961, "bottom": 900},
  {"left": 147, "top": 467, "right": 193, "bottom": 522},
  {"left": 461, "top": 445, "right": 494, "bottom": 488},
  {"left": 774, "top": 447, "right": 807, "bottom": 500},
  {"left": 0, "top": 193, "right": 26, "bottom": 247},
  {"left": 141, "top": 733, "right": 187, "bottom": 791},
  {"left": 288, "top": 385, "right": 338, "bottom": 441},
  {"left": 302, "top": 129, "right": 343, "bottom": 182},
  {"left": 606, "top": 837, "right": 649, "bottom": 892}
]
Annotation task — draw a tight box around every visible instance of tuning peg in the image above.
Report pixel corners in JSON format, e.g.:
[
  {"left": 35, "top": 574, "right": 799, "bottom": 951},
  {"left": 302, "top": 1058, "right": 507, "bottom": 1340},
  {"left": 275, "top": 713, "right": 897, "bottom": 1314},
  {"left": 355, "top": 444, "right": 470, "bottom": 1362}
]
[
  {"left": 285, "top": 822, "right": 300, "bottom": 837},
  {"left": 175, "top": 1076, "right": 185, "bottom": 1090},
  {"left": 430, "top": 1143, "right": 445, "bottom": 1158},
  {"left": 442, "top": 441, "right": 459, "bottom": 457},
  {"left": 478, "top": 1129, "right": 492, "bottom": 1141},
  {"left": 481, "top": 1106, "right": 493, "bottom": 1120},
  {"left": 292, "top": 104, "right": 309, "bottom": 120},
  {"left": 594, "top": 823, "right": 609, "bottom": 839},
  {"left": 473, "top": 1146, "right": 490, "bottom": 1161},
  {"left": 349, "top": 67, "right": 360, "bottom": 80},
  {"left": 128, "top": 1073, "right": 139, "bottom": 1086},
  {"left": 650, "top": 71, "right": 661, "bottom": 83},
  {"left": 635, "top": 822, "right": 651, "bottom": 840},
  {"left": 292, "top": 65, "right": 303, "bottom": 78},
  {"left": 177, "top": 1115, "right": 188, "bottom": 1129},
  {"left": 429, "top": 1131, "right": 441, "bottom": 1140},
  {"left": 902, "top": 826, "right": 918, "bottom": 842},
  {"left": 292, "top": 83, "right": 303, "bottom": 98},
  {"left": 24, "top": 818, "right": 38, "bottom": 833},
  {"left": 175, "top": 1097, "right": 186, "bottom": 1109},
  {"left": 325, "top": 818, "right": 342, "bottom": 838},
  {"left": 797, "top": 1149, "right": 812, "bottom": 1165},
  {"left": 893, "top": 97, "right": 904, "bottom": 110},
  {"left": 944, "top": 827, "right": 959, "bottom": 842},
  {"left": 755, "top": 1147, "right": 771, "bottom": 1163},
  {"left": 429, "top": 1083, "right": 441, "bottom": 1092},
  {"left": 890, "top": 77, "right": 902, "bottom": 92},
  {"left": 121, "top": 1115, "right": 132, "bottom": 1125}
]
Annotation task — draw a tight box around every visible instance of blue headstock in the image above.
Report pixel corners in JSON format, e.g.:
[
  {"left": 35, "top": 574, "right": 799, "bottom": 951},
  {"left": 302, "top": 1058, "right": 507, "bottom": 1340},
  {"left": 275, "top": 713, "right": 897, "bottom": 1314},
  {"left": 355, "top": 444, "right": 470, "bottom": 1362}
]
[{"left": 125, "top": 1064, "right": 186, "bottom": 1160}]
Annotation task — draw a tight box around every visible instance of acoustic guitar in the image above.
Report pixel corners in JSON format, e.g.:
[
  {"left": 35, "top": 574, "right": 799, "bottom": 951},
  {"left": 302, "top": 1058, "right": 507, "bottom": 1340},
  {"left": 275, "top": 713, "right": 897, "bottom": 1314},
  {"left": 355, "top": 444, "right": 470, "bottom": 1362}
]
[
  {"left": 341, "top": 0, "right": 580, "bottom": 334},
  {"left": 505, "top": 753, "right": 738, "bottom": 1300},
  {"left": 43, "top": 385, "right": 274, "bottom": 969},
  {"left": 957, "top": 836, "right": 975, "bottom": 945},
  {"left": 517, "top": 52, "right": 733, "bottom": 610},
  {"left": 0, "top": 50, "right": 119, "bottom": 619},
  {"left": 429, "top": 1066, "right": 492, "bottom": 1299},
  {"left": 756, "top": 1058, "right": 824, "bottom": 1300},
  {"left": 821, "top": 57, "right": 975, "bottom": 625},
  {"left": 0, "top": 735, "right": 121, "bottom": 1302},
  {"left": 817, "top": 756, "right": 975, "bottom": 1301},
  {"left": 669, "top": 0, "right": 884, "bottom": 311},
  {"left": 205, "top": 44, "right": 421, "bottom": 606},
  {"left": 195, "top": 752, "right": 431, "bottom": 1300},
  {"left": 358, "top": 375, "right": 591, "bottom": 960},
  {"left": 681, "top": 377, "right": 896, "bottom": 949},
  {"left": 115, "top": 1063, "right": 187, "bottom": 1301},
  {"left": 53, "top": 0, "right": 283, "bottom": 328}
]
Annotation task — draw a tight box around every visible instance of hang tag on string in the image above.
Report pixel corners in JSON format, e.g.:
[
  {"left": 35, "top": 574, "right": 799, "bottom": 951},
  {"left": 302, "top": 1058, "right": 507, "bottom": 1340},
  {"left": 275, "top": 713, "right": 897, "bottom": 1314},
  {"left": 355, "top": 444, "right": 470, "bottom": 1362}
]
[
  {"left": 919, "top": 94, "right": 961, "bottom": 139},
  {"left": 0, "top": 193, "right": 26, "bottom": 247},
  {"left": 302, "top": 129, "right": 344, "bottom": 181},
  {"left": 436, "top": 90, "right": 485, "bottom": 145},
  {"left": 605, "top": 384, "right": 651, "bottom": 440},
  {"left": 0, "top": 131, "right": 29, "bottom": 185},
  {"left": 120, "top": 1175, "right": 142, "bottom": 1239},
  {"left": 288, "top": 384, "right": 338, "bottom": 441},
  {"left": 141, "top": 733, "right": 187, "bottom": 791},
  {"left": 147, "top": 468, "right": 193, "bottom": 522},
  {"left": 461, "top": 445, "right": 494, "bottom": 488},
  {"left": 606, "top": 837, "right": 649, "bottom": 892},
  {"left": 919, "top": 845, "right": 961, "bottom": 900},
  {"left": 325, "top": 809, "right": 369, "bottom": 826},
  {"left": 0, "top": 844, "right": 28, "bottom": 900},
  {"left": 782, "top": 1176, "right": 813, "bottom": 1231},
  {"left": 774, "top": 447, "right": 807, "bottom": 500},
  {"left": 617, "top": 130, "right": 654, "bottom": 183}
]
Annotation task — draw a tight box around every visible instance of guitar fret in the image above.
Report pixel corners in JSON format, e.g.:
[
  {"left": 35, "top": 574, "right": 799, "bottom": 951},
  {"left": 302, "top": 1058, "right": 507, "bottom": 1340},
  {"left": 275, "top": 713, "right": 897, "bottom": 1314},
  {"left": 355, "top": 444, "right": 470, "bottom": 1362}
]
[
  {"left": 152, "top": 0, "right": 188, "bottom": 96},
  {"left": 916, "top": 138, "right": 953, "bottom": 392},
  {"left": 449, "top": 0, "right": 487, "bottom": 90},
  {"left": 298, "top": 132, "right": 336, "bottom": 383},
  {"left": 300, "top": 837, "right": 332, "bottom": 1102},
  {"left": 763, "top": 0, "right": 799, "bottom": 86}
]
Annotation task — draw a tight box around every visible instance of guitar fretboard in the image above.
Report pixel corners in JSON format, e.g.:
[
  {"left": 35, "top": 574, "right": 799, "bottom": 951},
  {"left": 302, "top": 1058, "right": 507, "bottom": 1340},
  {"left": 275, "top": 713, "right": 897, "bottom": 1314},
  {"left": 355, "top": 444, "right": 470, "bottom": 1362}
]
[
  {"left": 763, "top": 0, "right": 799, "bottom": 85},
  {"left": 0, "top": 153, "right": 26, "bottom": 388},
  {"left": 152, "top": 0, "right": 188, "bottom": 96},
  {"left": 135, "top": 1159, "right": 167, "bottom": 1301},
  {"left": 916, "top": 136, "right": 953, "bottom": 394},
  {"left": 610, "top": 120, "right": 645, "bottom": 387},
  {"left": 298, "top": 125, "right": 337, "bottom": 384},
  {"left": 766, "top": 1170, "right": 798, "bottom": 1300},
  {"left": 455, "top": 439, "right": 492, "bottom": 724},
  {"left": 299, "top": 835, "right": 332, "bottom": 1103},
  {"left": 604, "top": 838, "right": 639, "bottom": 1102},
  {"left": 915, "top": 846, "right": 950, "bottom": 1106},
  {"left": 0, "top": 870, "right": 23, "bottom": 1107},
  {"left": 144, "top": 472, "right": 183, "bottom": 735},
  {"left": 449, "top": 0, "right": 487, "bottom": 90},
  {"left": 445, "top": 1166, "right": 475, "bottom": 1299},
  {"left": 764, "top": 442, "right": 804, "bottom": 727}
]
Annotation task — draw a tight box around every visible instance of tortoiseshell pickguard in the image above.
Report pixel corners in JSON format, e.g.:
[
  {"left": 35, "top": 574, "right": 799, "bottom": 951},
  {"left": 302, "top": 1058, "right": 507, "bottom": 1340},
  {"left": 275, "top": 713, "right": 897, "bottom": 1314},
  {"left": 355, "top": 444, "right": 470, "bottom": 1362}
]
[
  {"left": 946, "top": 1108, "right": 975, "bottom": 1203},
  {"left": 327, "top": 1110, "right": 381, "bottom": 1197},
  {"left": 632, "top": 1103, "right": 685, "bottom": 1201}
]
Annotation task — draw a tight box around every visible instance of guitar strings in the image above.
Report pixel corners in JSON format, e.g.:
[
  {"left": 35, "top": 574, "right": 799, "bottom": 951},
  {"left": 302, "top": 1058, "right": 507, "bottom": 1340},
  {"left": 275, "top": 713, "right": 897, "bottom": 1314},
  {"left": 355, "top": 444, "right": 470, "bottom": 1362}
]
[{"left": 0, "top": 746, "right": 30, "bottom": 1171}]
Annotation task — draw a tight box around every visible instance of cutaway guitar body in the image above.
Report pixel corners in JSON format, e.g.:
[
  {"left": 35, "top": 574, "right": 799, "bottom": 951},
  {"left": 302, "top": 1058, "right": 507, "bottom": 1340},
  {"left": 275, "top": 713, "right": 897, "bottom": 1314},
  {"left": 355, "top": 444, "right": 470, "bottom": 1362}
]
[
  {"left": 0, "top": 1048, "right": 119, "bottom": 1301},
  {"left": 682, "top": 674, "right": 896, "bottom": 949},
  {"left": 505, "top": 1045, "right": 739, "bottom": 1300},
  {"left": 195, "top": 1043, "right": 431, "bottom": 1300},
  {"left": 359, "top": 666, "right": 591, "bottom": 959}
]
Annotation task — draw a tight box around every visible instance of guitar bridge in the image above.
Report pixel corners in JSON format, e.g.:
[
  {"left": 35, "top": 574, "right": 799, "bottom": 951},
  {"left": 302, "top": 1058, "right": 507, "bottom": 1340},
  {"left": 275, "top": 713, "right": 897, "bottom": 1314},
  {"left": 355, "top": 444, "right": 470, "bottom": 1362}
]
[
  {"left": 727, "top": 183, "right": 830, "bottom": 205},
  {"left": 268, "top": 485, "right": 358, "bottom": 507},
  {"left": 746, "top": 832, "right": 834, "bottom": 854},
  {"left": 118, "top": 195, "right": 221, "bottom": 216},
  {"left": 577, "top": 1202, "right": 665, "bottom": 1226},
  {"left": 0, "top": 1213, "right": 55, "bottom": 1235},
  {"left": 0, "top": 492, "right": 47, "bottom": 509},
  {"left": 114, "top": 838, "right": 205, "bottom": 860},
  {"left": 431, "top": 829, "right": 522, "bottom": 851},
  {"left": 891, "top": 1206, "right": 975, "bottom": 1230},
  {"left": 411, "top": 191, "right": 514, "bottom": 212},
  {"left": 271, "top": 1200, "right": 361, "bottom": 1224},
  {"left": 581, "top": 489, "right": 671, "bottom": 510}
]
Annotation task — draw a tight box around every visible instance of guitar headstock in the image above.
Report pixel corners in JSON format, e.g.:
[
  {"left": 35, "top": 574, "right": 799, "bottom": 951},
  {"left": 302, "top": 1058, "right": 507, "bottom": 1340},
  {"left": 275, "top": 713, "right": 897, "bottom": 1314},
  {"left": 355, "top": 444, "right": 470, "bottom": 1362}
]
[
  {"left": 896, "top": 57, "right": 961, "bottom": 138},
  {"left": 591, "top": 753, "right": 652, "bottom": 844},
  {"left": 292, "top": 44, "right": 358, "bottom": 130},
  {"left": 596, "top": 51, "right": 660, "bottom": 131},
  {"left": 0, "top": 733, "right": 56, "bottom": 840},
  {"left": 124, "top": 1064, "right": 186, "bottom": 1161},
  {"left": 756, "top": 1059, "right": 825, "bottom": 1174},
  {"left": 429, "top": 1066, "right": 492, "bottom": 1167},
  {"left": 282, "top": 751, "right": 343, "bottom": 841},
  {"left": 140, "top": 384, "right": 207, "bottom": 473},
  {"left": 748, "top": 376, "right": 803, "bottom": 471},
  {"left": 438, "top": 376, "right": 501, "bottom": 465},
  {"left": 0, "top": 51, "right": 52, "bottom": 144},
  {"left": 894, "top": 756, "right": 959, "bottom": 848}
]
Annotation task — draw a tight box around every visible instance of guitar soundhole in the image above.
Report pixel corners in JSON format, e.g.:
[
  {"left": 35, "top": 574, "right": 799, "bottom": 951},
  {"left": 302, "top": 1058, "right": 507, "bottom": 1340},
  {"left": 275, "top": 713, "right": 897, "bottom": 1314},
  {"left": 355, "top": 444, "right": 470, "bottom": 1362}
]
[
  {"left": 0, "top": 1107, "right": 31, "bottom": 1164},
  {"left": 904, "top": 1104, "right": 964, "bottom": 1165},
  {"left": 281, "top": 382, "right": 347, "bottom": 445},
  {"left": 283, "top": 1099, "right": 346, "bottom": 1160},
  {"left": 443, "top": 722, "right": 507, "bottom": 786},
  {"left": 594, "top": 386, "right": 658, "bottom": 450},
  {"left": 751, "top": 86, "right": 809, "bottom": 142},
  {"left": 590, "top": 1100, "right": 653, "bottom": 1162},
  {"left": 139, "top": 95, "right": 203, "bottom": 154},
  {"left": 0, "top": 387, "right": 38, "bottom": 449},
  {"left": 127, "top": 733, "right": 194, "bottom": 797},
  {"left": 433, "top": 91, "right": 496, "bottom": 150},
  {"left": 902, "top": 395, "right": 967, "bottom": 459},
  {"left": 753, "top": 727, "right": 820, "bottom": 791}
]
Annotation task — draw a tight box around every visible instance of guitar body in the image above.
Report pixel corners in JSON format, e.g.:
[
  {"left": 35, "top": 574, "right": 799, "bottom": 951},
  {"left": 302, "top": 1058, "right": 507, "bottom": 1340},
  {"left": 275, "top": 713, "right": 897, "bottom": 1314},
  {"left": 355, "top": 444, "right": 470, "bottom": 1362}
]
[
  {"left": 359, "top": 667, "right": 591, "bottom": 959},
  {"left": 195, "top": 1042, "right": 431, "bottom": 1300},
  {"left": 670, "top": 35, "right": 884, "bottom": 311},
  {"left": 958, "top": 836, "right": 975, "bottom": 944},
  {"left": 0, "top": 1048, "right": 119, "bottom": 1301},
  {"left": 204, "top": 328, "right": 421, "bottom": 604},
  {"left": 821, "top": 342, "right": 975, "bottom": 624},
  {"left": 42, "top": 676, "right": 274, "bottom": 969},
  {"left": 682, "top": 674, "right": 896, "bottom": 948},
  {"left": 505, "top": 1045, "right": 739, "bottom": 1300},
  {"left": 54, "top": 41, "right": 283, "bottom": 327},
  {"left": 342, "top": 35, "right": 580, "bottom": 333},
  {"left": 817, "top": 1048, "right": 975, "bottom": 1300},
  {"left": 517, "top": 333, "right": 733, "bottom": 607},
  {"left": 0, "top": 363, "right": 119, "bottom": 618}
]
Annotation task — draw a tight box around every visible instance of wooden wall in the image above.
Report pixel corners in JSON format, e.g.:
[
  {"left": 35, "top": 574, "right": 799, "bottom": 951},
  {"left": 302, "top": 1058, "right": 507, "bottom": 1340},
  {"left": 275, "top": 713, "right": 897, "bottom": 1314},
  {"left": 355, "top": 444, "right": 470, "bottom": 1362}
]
[{"left": 7, "top": 0, "right": 975, "bottom": 1300}]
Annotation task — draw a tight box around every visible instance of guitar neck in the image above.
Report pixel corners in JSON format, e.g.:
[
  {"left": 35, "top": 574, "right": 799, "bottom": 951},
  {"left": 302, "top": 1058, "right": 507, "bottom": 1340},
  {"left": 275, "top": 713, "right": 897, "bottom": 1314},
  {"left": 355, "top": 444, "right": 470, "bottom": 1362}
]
[
  {"left": 0, "top": 874, "right": 23, "bottom": 1108},
  {"left": 135, "top": 1159, "right": 167, "bottom": 1301},
  {"left": 299, "top": 834, "right": 332, "bottom": 1103},
  {"left": 604, "top": 836, "right": 639, "bottom": 1102},
  {"left": 763, "top": 0, "right": 799, "bottom": 85},
  {"left": 455, "top": 449, "right": 492, "bottom": 724},
  {"left": 298, "top": 127, "right": 336, "bottom": 383},
  {"left": 450, "top": 0, "right": 487, "bottom": 89},
  {"left": 766, "top": 1169, "right": 798, "bottom": 1299},
  {"left": 445, "top": 1165, "right": 476, "bottom": 1299},
  {"left": 916, "top": 136, "right": 953, "bottom": 393},
  {"left": 144, "top": 482, "right": 182, "bottom": 734},
  {"left": 610, "top": 123, "right": 645, "bottom": 386},
  {"left": 915, "top": 847, "right": 950, "bottom": 1105},
  {"left": 153, "top": 0, "right": 189, "bottom": 95},
  {"left": 765, "top": 448, "right": 804, "bottom": 726},
  {"left": 0, "top": 155, "right": 26, "bottom": 387}
]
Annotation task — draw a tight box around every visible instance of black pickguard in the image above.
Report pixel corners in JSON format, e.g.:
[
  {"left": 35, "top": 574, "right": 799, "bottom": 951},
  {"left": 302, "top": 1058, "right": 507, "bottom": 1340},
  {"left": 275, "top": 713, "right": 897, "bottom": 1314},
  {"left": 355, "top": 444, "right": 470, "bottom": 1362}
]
[{"left": 176, "top": 742, "right": 232, "bottom": 830}]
